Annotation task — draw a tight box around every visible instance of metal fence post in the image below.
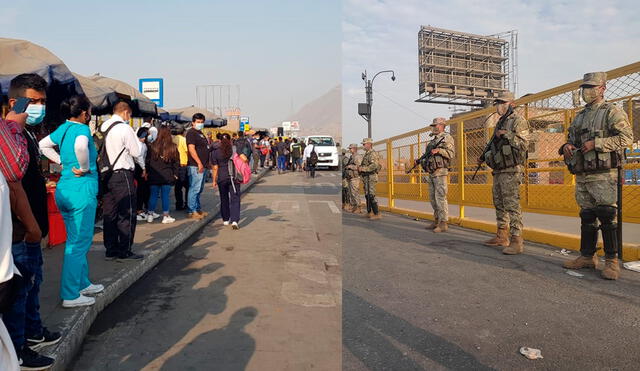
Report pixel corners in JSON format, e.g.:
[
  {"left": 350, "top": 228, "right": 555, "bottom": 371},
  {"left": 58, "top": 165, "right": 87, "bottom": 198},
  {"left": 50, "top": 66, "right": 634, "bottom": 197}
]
[
  {"left": 387, "top": 139, "right": 394, "bottom": 208},
  {"left": 457, "top": 121, "right": 465, "bottom": 221}
]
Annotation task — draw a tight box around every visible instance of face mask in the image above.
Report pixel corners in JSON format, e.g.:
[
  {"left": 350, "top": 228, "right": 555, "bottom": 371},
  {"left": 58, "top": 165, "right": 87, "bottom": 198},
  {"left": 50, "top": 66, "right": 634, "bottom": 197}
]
[
  {"left": 582, "top": 87, "right": 599, "bottom": 104},
  {"left": 25, "top": 104, "right": 46, "bottom": 125},
  {"left": 195, "top": 123, "right": 205, "bottom": 130}
]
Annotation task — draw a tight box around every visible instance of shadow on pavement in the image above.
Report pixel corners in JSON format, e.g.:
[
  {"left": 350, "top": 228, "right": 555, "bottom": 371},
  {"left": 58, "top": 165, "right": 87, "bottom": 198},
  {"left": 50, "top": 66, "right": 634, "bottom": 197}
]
[
  {"left": 343, "top": 290, "right": 495, "bottom": 371},
  {"left": 160, "top": 306, "right": 258, "bottom": 371}
]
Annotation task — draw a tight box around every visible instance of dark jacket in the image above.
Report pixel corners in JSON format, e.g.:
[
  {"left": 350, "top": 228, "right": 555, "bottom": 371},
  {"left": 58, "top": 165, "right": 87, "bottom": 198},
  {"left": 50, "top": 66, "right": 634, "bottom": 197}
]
[{"left": 146, "top": 151, "right": 179, "bottom": 185}]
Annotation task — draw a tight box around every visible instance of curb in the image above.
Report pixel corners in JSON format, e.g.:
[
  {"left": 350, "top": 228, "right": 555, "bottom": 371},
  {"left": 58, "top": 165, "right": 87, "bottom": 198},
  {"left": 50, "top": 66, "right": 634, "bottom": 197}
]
[{"left": 46, "top": 169, "right": 269, "bottom": 371}]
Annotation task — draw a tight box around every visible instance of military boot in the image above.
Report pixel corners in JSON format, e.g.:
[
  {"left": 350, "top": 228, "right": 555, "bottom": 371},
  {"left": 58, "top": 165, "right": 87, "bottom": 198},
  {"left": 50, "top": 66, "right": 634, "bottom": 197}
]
[
  {"left": 502, "top": 235, "right": 524, "bottom": 255},
  {"left": 425, "top": 220, "right": 437, "bottom": 230},
  {"left": 433, "top": 221, "right": 448, "bottom": 233},
  {"left": 483, "top": 228, "right": 509, "bottom": 247},
  {"left": 601, "top": 258, "right": 620, "bottom": 280},
  {"left": 563, "top": 255, "right": 598, "bottom": 270},
  {"left": 369, "top": 213, "right": 382, "bottom": 220},
  {"left": 365, "top": 212, "right": 373, "bottom": 218}
]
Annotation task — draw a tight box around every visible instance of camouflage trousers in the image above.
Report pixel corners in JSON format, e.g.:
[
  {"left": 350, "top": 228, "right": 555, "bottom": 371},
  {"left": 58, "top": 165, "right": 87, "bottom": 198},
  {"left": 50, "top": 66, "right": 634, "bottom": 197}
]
[
  {"left": 347, "top": 178, "right": 360, "bottom": 207},
  {"left": 362, "top": 174, "right": 378, "bottom": 201},
  {"left": 427, "top": 174, "right": 448, "bottom": 222},
  {"left": 492, "top": 172, "right": 523, "bottom": 236},
  {"left": 575, "top": 174, "right": 618, "bottom": 226}
]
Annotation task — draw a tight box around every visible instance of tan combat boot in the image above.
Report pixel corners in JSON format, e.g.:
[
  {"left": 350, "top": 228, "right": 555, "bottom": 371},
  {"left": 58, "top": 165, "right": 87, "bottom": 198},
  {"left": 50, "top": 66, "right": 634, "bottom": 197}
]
[
  {"left": 369, "top": 213, "right": 382, "bottom": 220},
  {"left": 351, "top": 206, "right": 363, "bottom": 214},
  {"left": 365, "top": 212, "right": 373, "bottom": 218},
  {"left": 601, "top": 258, "right": 620, "bottom": 280},
  {"left": 502, "top": 235, "right": 524, "bottom": 255},
  {"left": 483, "top": 228, "right": 509, "bottom": 247},
  {"left": 562, "top": 255, "right": 598, "bottom": 270},
  {"left": 425, "top": 220, "right": 437, "bottom": 230},
  {"left": 433, "top": 221, "right": 448, "bottom": 233}
]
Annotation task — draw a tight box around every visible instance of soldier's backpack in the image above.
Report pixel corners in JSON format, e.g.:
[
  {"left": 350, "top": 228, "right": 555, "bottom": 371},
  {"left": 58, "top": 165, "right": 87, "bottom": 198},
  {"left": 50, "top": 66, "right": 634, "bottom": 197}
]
[{"left": 93, "top": 121, "right": 126, "bottom": 185}]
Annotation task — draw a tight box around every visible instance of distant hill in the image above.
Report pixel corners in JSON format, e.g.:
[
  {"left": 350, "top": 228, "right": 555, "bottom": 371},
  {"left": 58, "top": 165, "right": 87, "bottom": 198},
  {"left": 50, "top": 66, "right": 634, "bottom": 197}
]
[{"left": 286, "top": 85, "right": 341, "bottom": 144}]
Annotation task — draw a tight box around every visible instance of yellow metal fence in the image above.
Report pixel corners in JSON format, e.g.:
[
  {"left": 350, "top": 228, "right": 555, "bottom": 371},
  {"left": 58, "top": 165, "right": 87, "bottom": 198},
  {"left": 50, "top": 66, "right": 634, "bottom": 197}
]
[{"left": 373, "top": 62, "right": 640, "bottom": 226}]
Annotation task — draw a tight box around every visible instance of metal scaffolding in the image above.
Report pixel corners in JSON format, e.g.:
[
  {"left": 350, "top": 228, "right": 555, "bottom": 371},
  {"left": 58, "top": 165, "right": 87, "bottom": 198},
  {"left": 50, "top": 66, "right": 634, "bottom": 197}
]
[{"left": 416, "top": 26, "right": 518, "bottom": 107}]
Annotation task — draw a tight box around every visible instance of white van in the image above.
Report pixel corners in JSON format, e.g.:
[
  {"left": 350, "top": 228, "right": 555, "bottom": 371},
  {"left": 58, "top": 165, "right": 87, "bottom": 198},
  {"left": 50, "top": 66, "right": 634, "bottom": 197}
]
[{"left": 305, "top": 135, "right": 339, "bottom": 170}]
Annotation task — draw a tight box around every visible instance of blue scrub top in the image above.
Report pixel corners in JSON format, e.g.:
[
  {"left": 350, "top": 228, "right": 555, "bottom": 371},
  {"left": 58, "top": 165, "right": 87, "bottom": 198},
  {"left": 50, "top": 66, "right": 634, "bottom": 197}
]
[{"left": 50, "top": 120, "right": 98, "bottom": 188}]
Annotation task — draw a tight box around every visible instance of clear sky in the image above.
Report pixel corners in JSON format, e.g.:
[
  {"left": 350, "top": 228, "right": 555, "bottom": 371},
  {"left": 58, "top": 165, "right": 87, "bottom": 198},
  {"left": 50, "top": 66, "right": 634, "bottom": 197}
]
[
  {"left": 343, "top": 0, "right": 640, "bottom": 144},
  {"left": 2, "top": 0, "right": 341, "bottom": 127}
]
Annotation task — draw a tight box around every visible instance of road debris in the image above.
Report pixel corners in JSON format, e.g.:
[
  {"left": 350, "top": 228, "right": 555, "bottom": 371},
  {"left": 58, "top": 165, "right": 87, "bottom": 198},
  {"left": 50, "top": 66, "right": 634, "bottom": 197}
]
[
  {"left": 560, "top": 249, "right": 571, "bottom": 256},
  {"left": 520, "top": 347, "right": 543, "bottom": 360},
  {"left": 565, "top": 270, "right": 584, "bottom": 277},
  {"left": 623, "top": 261, "right": 640, "bottom": 273}
]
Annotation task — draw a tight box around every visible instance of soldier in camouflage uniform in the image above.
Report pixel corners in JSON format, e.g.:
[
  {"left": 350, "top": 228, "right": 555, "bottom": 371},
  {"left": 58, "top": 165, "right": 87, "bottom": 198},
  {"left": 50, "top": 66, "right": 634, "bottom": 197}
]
[
  {"left": 561, "top": 72, "right": 633, "bottom": 280},
  {"left": 418, "top": 117, "right": 455, "bottom": 233},
  {"left": 345, "top": 144, "right": 362, "bottom": 213},
  {"left": 358, "top": 138, "right": 382, "bottom": 220},
  {"left": 480, "top": 91, "right": 530, "bottom": 255}
]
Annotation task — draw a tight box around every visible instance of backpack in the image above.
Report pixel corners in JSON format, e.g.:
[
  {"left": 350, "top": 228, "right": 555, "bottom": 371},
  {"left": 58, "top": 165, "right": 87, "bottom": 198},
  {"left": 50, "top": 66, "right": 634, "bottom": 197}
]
[
  {"left": 230, "top": 153, "right": 251, "bottom": 185},
  {"left": 94, "top": 121, "right": 125, "bottom": 182},
  {"left": 309, "top": 145, "right": 318, "bottom": 166},
  {"left": 291, "top": 143, "right": 302, "bottom": 158}
]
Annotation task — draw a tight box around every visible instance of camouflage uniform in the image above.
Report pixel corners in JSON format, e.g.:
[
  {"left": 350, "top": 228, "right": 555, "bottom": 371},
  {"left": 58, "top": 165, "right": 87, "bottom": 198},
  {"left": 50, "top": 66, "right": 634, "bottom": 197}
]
[
  {"left": 561, "top": 72, "right": 632, "bottom": 279},
  {"left": 359, "top": 139, "right": 381, "bottom": 216},
  {"left": 341, "top": 154, "right": 350, "bottom": 207},
  {"left": 484, "top": 106, "right": 530, "bottom": 237},
  {"left": 344, "top": 147, "right": 362, "bottom": 210},
  {"left": 424, "top": 131, "right": 455, "bottom": 224}
]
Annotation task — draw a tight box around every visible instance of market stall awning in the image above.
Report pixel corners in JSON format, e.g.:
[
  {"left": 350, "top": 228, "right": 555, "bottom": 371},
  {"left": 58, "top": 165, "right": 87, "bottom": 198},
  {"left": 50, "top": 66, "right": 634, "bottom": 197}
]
[
  {"left": 71, "top": 73, "right": 119, "bottom": 115},
  {"left": 85, "top": 74, "right": 157, "bottom": 117},
  {"left": 165, "top": 105, "right": 227, "bottom": 127}
]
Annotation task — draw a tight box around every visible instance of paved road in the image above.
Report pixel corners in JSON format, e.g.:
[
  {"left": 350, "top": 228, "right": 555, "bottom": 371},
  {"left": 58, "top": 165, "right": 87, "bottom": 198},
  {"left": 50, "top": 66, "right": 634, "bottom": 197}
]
[
  {"left": 71, "top": 170, "right": 341, "bottom": 370},
  {"left": 343, "top": 211, "right": 640, "bottom": 370}
]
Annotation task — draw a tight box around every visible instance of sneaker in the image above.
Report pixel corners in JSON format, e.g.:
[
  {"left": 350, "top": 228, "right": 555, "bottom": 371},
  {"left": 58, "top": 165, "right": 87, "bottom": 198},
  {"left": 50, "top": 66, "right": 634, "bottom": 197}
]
[
  {"left": 62, "top": 294, "right": 95, "bottom": 308},
  {"left": 18, "top": 346, "right": 54, "bottom": 370},
  {"left": 26, "top": 328, "right": 61, "bottom": 351},
  {"left": 118, "top": 251, "right": 144, "bottom": 261},
  {"left": 232, "top": 222, "right": 239, "bottom": 230},
  {"left": 80, "top": 283, "right": 104, "bottom": 295},
  {"left": 104, "top": 254, "right": 118, "bottom": 261},
  {"left": 223, "top": 220, "right": 230, "bottom": 226},
  {"left": 94, "top": 220, "right": 103, "bottom": 229},
  {"left": 147, "top": 213, "right": 154, "bottom": 223},
  {"left": 162, "top": 215, "right": 176, "bottom": 224},
  {"left": 136, "top": 212, "right": 147, "bottom": 221},
  {"left": 150, "top": 211, "right": 161, "bottom": 219}
]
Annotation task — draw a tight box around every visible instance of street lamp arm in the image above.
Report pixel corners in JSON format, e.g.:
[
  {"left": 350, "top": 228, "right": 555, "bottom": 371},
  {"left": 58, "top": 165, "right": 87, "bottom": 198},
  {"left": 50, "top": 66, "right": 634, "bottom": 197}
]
[{"left": 371, "top": 70, "right": 395, "bottom": 84}]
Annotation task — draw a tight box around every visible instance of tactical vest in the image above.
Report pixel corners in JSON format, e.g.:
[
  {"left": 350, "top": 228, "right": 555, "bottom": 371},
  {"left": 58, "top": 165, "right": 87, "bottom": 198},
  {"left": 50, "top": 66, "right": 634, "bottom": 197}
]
[
  {"left": 343, "top": 155, "right": 359, "bottom": 179},
  {"left": 421, "top": 136, "right": 450, "bottom": 173},
  {"left": 361, "top": 150, "right": 381, "bottom": 174},
  {"left": 484, "top": 113, "right": 527, "bottom": 171},
  {"left": 565, "top": 102, "right": 623, "bottom": 174}
]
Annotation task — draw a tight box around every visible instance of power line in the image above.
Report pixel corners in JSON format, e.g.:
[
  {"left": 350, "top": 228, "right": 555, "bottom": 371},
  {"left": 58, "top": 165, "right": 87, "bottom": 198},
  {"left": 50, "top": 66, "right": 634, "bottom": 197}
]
[{"left": 371, "top": 88, "right": 430, "bottom": 121}]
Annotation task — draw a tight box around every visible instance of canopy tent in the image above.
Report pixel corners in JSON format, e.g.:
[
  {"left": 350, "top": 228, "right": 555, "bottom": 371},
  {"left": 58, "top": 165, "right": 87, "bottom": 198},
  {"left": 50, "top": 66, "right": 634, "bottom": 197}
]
[
  {"left": 85, "top": 74, "right": 157, "bottom": 117},
  {"left": 0, "top": 37, "right": 83, "bottom": 125},
  {"left": 71, "top": 73, "right": 119, "bottom": 115},
  {"left": 163, "top": 105, "right": 227, "bottom": 127}
]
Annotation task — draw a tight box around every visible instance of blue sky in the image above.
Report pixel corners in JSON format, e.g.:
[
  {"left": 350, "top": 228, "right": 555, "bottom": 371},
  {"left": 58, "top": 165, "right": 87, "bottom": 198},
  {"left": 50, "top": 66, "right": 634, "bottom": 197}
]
[
  {"left": 2, "top": 0, "right": 341, "bottom": 127},
  {"left": 343, "top": 0, "right": 640, "bottom": 144}
]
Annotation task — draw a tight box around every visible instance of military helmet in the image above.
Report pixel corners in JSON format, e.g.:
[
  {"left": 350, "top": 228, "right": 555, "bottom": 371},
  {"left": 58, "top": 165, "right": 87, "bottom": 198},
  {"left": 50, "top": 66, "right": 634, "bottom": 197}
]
[
  {"left": 429, "top": 117, "right": 446, "bottom": 126},
  {"left": 348, "top": 143, "right": 358, "bottom": 149}
]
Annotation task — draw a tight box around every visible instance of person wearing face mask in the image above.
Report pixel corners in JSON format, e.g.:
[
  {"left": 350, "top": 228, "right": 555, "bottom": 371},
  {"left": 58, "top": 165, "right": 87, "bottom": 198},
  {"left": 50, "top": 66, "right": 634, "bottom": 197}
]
[
  {"left": 40, "top": 95, "right": 105, "bottom": 312},
  {"left": 417, "top": 117, "right": 455, "bottom": 233},
  {"left": 478, "top": 91, "right": 530, "bottom": 255},
  {"left": 5, "top": 74, "right": 61, "bottom": 370},
  {"left": 99, "top": 101, "right": 142, "bottom": 261},
  {"left": 186, "top": 113, "right": 210, "bottom": 220},
  {"left": 560, "top": 72, "right": 633, "bottom": 280}
]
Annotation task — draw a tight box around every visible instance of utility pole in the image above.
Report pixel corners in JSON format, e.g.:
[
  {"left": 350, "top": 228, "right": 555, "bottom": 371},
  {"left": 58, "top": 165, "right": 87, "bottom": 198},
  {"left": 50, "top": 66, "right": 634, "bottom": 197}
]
[{"left": 358, "top": 69, "right": 396, "bottom": 139}]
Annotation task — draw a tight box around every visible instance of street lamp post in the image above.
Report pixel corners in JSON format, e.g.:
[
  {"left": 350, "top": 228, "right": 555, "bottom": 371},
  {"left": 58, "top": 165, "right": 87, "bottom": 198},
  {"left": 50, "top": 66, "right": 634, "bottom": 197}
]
[{"left": 359, "top": 69, "right": 396, "bottom": 138}]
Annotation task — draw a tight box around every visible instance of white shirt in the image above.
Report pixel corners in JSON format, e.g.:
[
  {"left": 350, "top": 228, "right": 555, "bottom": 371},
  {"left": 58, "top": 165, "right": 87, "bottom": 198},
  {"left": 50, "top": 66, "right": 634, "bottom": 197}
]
[
  {"left": 100, "top": 114, "right": 140, "bottom": 171},
  {"left": 135, "top": 141, "right": 147, "bottom": 170},
  {"left": 0, "top": 171, "right": 16, "bottom": 284},
  {"left": 303, "top": 144, "right": 315, "bottom": 161}
]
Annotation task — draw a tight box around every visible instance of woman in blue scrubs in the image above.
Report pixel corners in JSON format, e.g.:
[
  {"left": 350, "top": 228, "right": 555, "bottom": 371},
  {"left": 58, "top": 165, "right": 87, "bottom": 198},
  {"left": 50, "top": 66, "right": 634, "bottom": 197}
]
[{"left": 39, "top": 95, "right": 103, "bottom": 308}]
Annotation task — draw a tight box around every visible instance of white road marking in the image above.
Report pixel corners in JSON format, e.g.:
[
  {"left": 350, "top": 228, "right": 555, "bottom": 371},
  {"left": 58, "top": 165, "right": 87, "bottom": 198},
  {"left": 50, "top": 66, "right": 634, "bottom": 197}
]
[
  {"left": 308, "top": 200, "right": 341, "bottom": 214},
  {"left": 316, "top": 182, "right": 337, "bottom": 187},
  {"left": 271, "top": 200, "right": 300, "bottom": 212}
]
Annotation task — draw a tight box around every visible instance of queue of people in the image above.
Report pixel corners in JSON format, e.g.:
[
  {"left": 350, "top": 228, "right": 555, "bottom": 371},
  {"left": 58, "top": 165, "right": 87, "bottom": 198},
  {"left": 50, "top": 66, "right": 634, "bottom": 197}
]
[{"left": 0, "top": 73, "right": 255, "bottom": 369}]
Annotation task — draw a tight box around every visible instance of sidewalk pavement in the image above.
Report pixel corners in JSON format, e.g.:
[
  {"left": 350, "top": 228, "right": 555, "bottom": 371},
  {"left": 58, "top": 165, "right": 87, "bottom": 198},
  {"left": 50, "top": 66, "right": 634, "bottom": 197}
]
[
  {"left": 37, "top": 168, "right": 269, "bottom": 371},
  {"left": 377, "top": 197, "right": 640, "bottom": 247}
]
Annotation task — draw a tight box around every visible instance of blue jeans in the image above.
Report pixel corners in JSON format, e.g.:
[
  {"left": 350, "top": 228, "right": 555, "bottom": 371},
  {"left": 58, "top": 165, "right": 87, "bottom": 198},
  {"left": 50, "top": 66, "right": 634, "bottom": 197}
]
[
  {"left": 4, "top": 241, "right": 44, "bottom": 349},
  {"left": 277, "top": 155, "right": 286, "bottom": 171},
  {"left": 187, "top": 166, "right": 207, "bottom": 213},
  {"left": 148, "top": 184, "right": 172, "bottom": 214}
]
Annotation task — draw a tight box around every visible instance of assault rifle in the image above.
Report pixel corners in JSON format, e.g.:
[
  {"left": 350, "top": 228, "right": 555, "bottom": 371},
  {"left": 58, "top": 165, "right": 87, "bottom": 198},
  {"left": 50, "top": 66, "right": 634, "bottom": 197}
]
[
  {"left": 471, "top": 113, "right": 500, "bottom": 181},
  {"left": 406, "top": 136, "right": 445, "bottom": 174}
]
